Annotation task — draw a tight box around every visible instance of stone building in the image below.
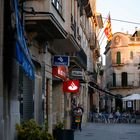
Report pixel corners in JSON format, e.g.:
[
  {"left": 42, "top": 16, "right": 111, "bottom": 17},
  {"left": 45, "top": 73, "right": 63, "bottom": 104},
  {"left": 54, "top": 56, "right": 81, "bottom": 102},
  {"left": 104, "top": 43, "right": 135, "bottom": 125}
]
[
  {"left": 0, "top": 0, "right": 103, "bottom": 139},
  {"left": 104, "top": 31, "right": 140, "bottom": 112}
]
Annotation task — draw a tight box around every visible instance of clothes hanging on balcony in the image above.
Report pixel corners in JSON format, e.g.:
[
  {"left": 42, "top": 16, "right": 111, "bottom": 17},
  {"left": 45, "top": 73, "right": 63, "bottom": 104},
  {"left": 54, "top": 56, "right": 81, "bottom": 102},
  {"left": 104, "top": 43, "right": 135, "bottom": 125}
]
[{"left": 13, "top": 0, "right": 34, "bottom": 79}]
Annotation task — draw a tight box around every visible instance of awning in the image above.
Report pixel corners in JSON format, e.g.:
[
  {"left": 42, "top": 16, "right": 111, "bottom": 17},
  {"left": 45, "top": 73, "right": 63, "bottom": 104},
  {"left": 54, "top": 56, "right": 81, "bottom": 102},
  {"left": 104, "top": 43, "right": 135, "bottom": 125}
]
[
  {"left": 88, "top": 82, "right": 117, "bottom": 98},
  {"left": 13, "top": 0, "right": 34, "bottom": 79}
]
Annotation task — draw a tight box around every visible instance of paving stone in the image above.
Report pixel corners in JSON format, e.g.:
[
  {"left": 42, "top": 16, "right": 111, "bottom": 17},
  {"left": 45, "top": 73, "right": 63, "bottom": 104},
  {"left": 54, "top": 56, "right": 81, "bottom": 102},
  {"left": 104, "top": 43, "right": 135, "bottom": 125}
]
[{"left": 74, "top": 122, "right": 140, "bottom": 140}]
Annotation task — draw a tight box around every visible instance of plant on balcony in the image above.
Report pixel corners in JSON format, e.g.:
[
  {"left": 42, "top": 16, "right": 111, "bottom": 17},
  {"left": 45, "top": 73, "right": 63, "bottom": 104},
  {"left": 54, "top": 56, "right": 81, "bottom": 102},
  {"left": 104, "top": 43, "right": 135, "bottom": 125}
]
[{"left": 15, "top": 119, "right": 54, "bottom": 140}]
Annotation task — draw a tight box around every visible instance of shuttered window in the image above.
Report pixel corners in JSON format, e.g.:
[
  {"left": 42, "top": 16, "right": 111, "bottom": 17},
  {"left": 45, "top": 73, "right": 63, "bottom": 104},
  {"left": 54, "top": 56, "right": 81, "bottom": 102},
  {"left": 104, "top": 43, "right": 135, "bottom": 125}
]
[
  {"left": 23, "top": 75, "right": 34, "bottom": 121},
  {"left": 113, "top": 73, "right": 116, "bottom": 87},
  {"left": 121, "top": 72, "right": 128, "bottom": 87},
  {"left": 19, "top": 69, "right": 34, "bottom": 122},
  {"left": 116, "top": 51, "right": 121, "bottom": 64}
]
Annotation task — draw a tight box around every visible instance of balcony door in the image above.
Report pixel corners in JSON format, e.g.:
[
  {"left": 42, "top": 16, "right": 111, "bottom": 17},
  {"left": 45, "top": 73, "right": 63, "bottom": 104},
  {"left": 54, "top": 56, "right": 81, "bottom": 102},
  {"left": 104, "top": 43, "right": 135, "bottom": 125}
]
[
  {"left": 113, "top": 73, "right": 116, "bottom": 87},
  {"left": 121, "top": 72, "right": 127, "bottom": 87}
]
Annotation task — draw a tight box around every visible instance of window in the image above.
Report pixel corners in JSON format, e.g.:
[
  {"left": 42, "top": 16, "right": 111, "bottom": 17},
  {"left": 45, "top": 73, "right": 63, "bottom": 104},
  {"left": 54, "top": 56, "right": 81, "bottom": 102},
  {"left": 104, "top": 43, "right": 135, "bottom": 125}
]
[
  {"left": 121, "top": 72, "right": 127, "bottom": 87},
  {"left": 71, "top": 0, "right": 77, "bottom": 38},
  {"left": 116, "top": 51, "right": 121, "bottom": 64},
  {"left": 52, "top": 0, "right": 62, "bottom": 15},
  {"left": 113, "top": 73, "right": 116, "bottom": 87},
  {"left": 130, "top": 51, "right": 133, "bottom": 59},
  {"left": 114, "top": 35, "right": 120, "bottom": 45}
]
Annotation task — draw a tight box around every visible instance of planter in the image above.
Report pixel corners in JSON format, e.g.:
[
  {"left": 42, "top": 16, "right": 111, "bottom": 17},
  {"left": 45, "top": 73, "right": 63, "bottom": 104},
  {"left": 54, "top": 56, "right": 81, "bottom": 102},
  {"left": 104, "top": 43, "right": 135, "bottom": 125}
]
[{"left": 53, "top": 129, "right": 74, "bottom": 140}]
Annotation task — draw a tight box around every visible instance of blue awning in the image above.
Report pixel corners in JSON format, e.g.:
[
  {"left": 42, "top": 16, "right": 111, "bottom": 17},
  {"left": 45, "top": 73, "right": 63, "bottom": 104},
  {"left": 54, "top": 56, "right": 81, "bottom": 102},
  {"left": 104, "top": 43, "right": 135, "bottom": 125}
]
[
  {"left": 13, "top": 0, "right": 35, "bottom": 79},
  {"left": 16, "top": 42, "right": 34, "bottom": 79}
]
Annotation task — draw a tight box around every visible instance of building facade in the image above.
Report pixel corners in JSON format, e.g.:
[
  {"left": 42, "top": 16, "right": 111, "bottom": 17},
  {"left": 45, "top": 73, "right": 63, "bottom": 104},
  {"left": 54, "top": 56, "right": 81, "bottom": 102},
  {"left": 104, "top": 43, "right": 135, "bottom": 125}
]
[
  {"left": 104, "top": 31, "right": 140, "bottom": 112},
  {"left": 0, "top": 0, "right": 103, "bottom": 139}
]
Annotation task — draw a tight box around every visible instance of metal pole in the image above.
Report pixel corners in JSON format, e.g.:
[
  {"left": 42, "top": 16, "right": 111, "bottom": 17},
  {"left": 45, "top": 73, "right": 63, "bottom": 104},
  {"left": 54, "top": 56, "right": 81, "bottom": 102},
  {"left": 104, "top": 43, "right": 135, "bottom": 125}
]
[{"left": 0, "top": 0, "right": 4, "bottom": 139}]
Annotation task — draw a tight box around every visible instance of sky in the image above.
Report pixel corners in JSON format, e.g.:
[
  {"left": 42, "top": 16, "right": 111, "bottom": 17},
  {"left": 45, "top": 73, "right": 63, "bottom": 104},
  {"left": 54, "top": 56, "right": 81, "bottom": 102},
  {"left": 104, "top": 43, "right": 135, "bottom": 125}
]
[{"left": 96, "top": 0, "right": 140, "bottom": 64}]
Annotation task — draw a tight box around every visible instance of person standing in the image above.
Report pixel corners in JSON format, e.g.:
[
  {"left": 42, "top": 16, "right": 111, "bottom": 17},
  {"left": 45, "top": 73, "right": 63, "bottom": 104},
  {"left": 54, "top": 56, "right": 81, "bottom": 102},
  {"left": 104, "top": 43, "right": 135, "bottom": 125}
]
[
  {"left": 114, "top": 110, "right": 121, "bottom": 123},
  {"left": 73, "top": 104, "right": 84, "bottom": 131}
]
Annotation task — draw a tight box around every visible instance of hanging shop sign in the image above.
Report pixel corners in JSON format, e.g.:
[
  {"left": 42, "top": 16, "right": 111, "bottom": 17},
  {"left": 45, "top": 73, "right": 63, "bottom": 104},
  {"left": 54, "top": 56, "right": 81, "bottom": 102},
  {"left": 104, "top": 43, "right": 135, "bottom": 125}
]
[
  {"left": 70, "top": 68, "right": 86, "bottom": 83},
  {"left": 53, "top": 55, "right": 69, "bottom": 66},
  {"left": 63, "top": 80, "right": 80, "bottom": 93},
  {"left": 71, "top": 69, "right": 83, "bottom": 77},
  {"left": 52, "top": 66, "right": 68, "bottom": 81}
]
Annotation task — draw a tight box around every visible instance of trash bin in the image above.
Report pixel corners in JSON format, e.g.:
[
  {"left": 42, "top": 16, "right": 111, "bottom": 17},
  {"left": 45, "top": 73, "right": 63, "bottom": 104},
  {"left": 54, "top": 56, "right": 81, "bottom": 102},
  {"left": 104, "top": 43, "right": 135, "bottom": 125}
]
[
  {"left": 63, "top": 129, "right": 74, "bottom": 140},
  {"left": 53, "top": 129, "right": 74, "bottom": 140}
]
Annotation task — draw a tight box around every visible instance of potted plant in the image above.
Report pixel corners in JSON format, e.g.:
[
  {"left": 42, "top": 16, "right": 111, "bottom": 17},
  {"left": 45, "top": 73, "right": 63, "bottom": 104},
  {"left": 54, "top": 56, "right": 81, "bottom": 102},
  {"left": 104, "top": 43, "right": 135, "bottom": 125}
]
[
  {"left": 53, "top": 121, "right": 74, "bottom": 140},
  {"left": 16, "top": 119, "right": 54, "bottom": 140},
  {"left": 53, "top": 121, "right": 64, "bottom": 140},
  {"left": 54, "top": 121, "right": 64, "bottom": 130}
]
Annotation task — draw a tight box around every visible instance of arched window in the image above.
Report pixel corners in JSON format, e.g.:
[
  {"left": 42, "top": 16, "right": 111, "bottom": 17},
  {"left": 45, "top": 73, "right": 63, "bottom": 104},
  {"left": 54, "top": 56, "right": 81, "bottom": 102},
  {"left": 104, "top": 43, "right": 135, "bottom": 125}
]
[
  {"left": 130, "top": 51, "right": 133, "bottom": 59},
  {"left": 121, "top": 72, "right": 127, "bottom": 87},
  {"left": 113, "top": 73, "right": 116, "bottom": 87},
  {"left": 116, "top": 51, "right": 121, "bottom": 64}
]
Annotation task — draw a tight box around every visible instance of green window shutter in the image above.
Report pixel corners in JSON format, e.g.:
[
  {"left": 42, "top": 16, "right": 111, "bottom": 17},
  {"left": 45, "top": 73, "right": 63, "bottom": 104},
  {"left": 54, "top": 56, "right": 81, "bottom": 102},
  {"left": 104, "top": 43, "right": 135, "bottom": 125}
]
[{"left": 116, "top": 51, "right": 121, "bottom": 64}]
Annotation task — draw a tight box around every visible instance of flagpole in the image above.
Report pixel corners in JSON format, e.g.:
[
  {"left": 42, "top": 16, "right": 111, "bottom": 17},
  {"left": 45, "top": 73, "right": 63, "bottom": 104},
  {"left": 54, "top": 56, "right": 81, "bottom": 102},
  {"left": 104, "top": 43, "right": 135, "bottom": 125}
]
[
  {"left": 97, "top": 12, "right": 110, "bottom": 41},
  {"left": 99, "top": 34, "right": 106, "bottom": 47}
]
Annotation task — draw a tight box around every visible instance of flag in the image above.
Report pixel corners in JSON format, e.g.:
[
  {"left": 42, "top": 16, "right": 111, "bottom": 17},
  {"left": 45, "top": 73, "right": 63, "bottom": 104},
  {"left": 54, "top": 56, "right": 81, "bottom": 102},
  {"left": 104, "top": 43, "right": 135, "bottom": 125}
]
[{"left": 104, "top": 14, "right": 112, "bottom": 41}]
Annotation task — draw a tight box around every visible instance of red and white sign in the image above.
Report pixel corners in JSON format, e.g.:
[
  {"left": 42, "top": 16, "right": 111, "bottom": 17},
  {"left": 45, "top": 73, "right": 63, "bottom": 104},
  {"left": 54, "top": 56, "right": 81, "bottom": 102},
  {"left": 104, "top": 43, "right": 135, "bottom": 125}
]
[
  {"left": 63, "top": 80, "right": 79, "bottom": 93},
  {"left": 52, "top": 66, "right": 68, "bottom": 81}
]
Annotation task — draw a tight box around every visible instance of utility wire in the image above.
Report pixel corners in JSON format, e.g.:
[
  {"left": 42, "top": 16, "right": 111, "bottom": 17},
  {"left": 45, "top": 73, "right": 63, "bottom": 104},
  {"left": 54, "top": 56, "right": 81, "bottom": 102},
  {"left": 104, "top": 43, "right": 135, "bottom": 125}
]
[
  {"left": 98, "top": 17, "right": 140, "bottom": 46},
  {"left": 102, "top": 17, "right": 140, "bottom": 25},
  {"left": 98, "top": 16, "right": 140, "bottom": 53}
]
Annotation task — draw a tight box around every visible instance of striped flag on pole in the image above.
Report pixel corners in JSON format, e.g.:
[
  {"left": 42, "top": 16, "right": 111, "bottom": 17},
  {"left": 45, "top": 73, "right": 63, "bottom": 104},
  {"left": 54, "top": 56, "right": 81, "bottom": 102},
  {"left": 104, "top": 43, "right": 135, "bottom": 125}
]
[{"left": 104, "top": 14, "right": 112, "bottom": 41}]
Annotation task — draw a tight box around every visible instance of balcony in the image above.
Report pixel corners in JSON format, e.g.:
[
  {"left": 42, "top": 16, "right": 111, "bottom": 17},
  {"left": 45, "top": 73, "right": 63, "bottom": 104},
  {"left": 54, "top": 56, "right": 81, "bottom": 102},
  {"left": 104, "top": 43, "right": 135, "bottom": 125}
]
[
  {"left": 112, "top": 63, "right": 125, "bottom": 67},
  {"left": 69, "top": 68, "right": 86, "bottom": 83},
  {"left": 24, "top": 0, "right": 67, "bottom": 42},
  {"left": 49, "top": 33, "right": 81, "bottom": 54},
  {"left": 112, "top": 59, "right": 125, "bottom": 67},
  {"left": 129, "top": 37, "right": 140, "bottom": 45},
  {"left": 96, "top": 13, "right": 103, "bottom": 29},
  {"left": 109, "top": 85, "right": 135, "bottom": 90},
  {"left": 24, "top": 2, "right": 80, "bottom": 54},
  {"left": 88, "top": 32, "right": 96, "bottom": 50},
  {"left": 81, "top": 0, "right": 92, "bottom": 17},
  {"left": 93, "top": 48, "right": 100, "bottom": 59},
  {"left": 70, "top": 48, "right": 87, "bottom": 70},
  {"left": 25, "top": 12, "right": 67, "bottom": 42}
]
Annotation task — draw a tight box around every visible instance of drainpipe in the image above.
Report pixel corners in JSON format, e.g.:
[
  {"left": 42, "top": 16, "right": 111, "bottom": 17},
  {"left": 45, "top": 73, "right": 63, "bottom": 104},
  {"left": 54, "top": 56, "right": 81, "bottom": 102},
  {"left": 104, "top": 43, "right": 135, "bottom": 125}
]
[
  {"left": 64, "top": 93, "right": 71, "bottom": 129},
  {"left": 0, "top": 0, "right": 4, "bottom": 139}
]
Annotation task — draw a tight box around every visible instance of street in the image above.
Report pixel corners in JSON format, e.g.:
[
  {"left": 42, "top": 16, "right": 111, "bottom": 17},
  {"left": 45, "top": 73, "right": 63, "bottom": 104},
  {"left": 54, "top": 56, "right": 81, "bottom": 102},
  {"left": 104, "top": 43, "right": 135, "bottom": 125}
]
[{"left": 74, "top": 122, "right": 140, "bottom": 140}]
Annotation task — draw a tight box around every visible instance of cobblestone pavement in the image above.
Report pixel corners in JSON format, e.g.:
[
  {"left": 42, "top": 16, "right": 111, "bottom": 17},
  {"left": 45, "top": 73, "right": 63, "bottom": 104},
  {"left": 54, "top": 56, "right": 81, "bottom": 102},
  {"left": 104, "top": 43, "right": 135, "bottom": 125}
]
[{"left": 74, "top": 122, "right": 140, "bottom": 140}]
